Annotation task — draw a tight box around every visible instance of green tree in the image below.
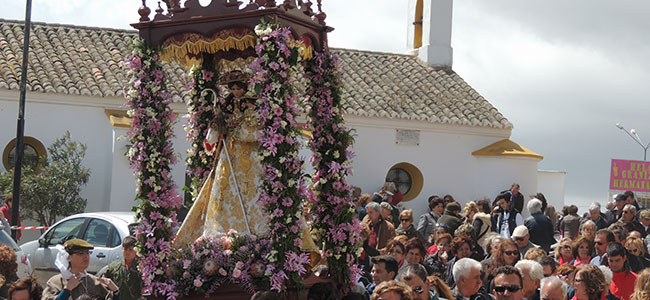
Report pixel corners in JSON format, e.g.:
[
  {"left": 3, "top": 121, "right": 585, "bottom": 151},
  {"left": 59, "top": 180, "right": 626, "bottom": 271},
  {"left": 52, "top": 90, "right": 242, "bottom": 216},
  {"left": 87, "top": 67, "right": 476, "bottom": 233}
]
[{"left": 0, "top": 132, "right": 90, "bottom": 226}]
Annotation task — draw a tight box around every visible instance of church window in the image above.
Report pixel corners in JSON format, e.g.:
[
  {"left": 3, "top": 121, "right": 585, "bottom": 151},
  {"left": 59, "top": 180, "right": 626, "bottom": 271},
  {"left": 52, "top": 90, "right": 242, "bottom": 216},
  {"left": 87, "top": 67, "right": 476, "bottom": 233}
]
[{"left": 2, "top": 136, "right": 47, "bottom": 172}]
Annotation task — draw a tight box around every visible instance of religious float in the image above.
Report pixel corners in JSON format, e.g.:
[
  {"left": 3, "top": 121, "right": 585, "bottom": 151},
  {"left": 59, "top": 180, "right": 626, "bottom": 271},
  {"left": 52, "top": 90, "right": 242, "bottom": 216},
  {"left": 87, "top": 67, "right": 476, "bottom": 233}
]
[{"left": 124, "top": 0, "right": 361, "bottom": 299}]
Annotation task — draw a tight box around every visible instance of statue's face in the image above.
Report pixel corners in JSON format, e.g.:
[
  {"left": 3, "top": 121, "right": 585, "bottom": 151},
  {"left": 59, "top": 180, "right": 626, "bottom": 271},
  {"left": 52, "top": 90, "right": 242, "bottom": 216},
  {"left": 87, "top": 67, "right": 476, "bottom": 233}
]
[{"left": 230, "top": 83, "right": 245, "bottom": 98}]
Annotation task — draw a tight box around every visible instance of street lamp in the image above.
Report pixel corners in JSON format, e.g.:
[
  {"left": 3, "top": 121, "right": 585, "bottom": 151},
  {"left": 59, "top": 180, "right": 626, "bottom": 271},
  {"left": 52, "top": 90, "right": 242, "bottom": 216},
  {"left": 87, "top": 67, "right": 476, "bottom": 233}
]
[{"left": 616, "top": 123, "right": 650, "bottom": 161}]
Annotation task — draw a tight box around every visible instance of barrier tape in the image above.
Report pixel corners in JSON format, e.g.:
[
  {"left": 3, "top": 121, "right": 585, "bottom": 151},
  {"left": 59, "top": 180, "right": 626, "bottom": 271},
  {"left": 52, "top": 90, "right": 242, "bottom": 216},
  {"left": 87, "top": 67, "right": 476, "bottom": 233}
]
[{"left": 10, "top": 226, "right": 49, "bottom": 230}]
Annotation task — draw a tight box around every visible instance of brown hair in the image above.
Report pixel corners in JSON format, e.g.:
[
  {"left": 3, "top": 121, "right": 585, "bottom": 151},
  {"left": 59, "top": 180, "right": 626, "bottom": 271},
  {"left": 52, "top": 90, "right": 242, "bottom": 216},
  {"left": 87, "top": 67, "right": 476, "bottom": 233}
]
[
  {"left": 450, "top": 236, "right": 472, "bottom": 257},
  {"left": 358, "top": 194, "right": 371, "bottom": 206},
  {"left": 4, "top": 193, "right": 11, "bottom": 204},
  {"left": 405, "top": 237, "right": 426, "bottom": 258},
  {"left": 387, "top": 240, "right": 405, "bottom": 255},
  {"left": 625, "top": 236, "right": 646, "bottom": 256},
  {"left": 523, "top": 248, "right": 547, "bottom": 261},
  {"left": 0, "top": 243, "right": 17, "bottom": 277},
  {"left": 575, "top": 264, "right": 606, "bottom": 300},
  {"left": 399, "top": 210, "right": 413, "bottom": 223},
  {"left": 436, "top": 233, "right": 453, "bottom": 245},
  {"left": 8, "top": 277, "right": 42, "bottom": 300},
  {"left": 555, "top": 264, "right": 576, "bottom": 277},
  {"left": 371, "top": 280, "right": 413, "bottom": 300},
  {"left": 572, "top": 236, "right": 594, "bottom": 259},
  {"left": 630, "top": 268, "right": 650, "bottom": 300},
  {"left": 554, "top": 237, "right": 573, "bottom": 261}
]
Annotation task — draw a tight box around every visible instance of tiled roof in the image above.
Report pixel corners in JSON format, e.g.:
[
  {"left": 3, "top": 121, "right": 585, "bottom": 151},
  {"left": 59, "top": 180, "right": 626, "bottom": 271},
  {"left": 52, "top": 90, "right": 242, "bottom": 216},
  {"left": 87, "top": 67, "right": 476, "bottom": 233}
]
[{"left": 0, "top": 19, "right": 511, "bottom": 129}]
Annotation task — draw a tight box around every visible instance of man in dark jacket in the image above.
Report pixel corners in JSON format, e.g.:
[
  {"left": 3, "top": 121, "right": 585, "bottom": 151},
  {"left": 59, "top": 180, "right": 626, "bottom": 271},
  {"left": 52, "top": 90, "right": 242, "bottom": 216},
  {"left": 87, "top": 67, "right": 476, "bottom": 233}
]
[
  {"left": 491, "top": 192, "right": 523, "bottom": 239},
  {"left": 438, "top": 202, "right": 462, "bottom": 236},
  {"left": 606, "top": 193, "right": 627, "bottom": 225},
  {"left": 618, "top": 204, "right": 646, "bottom": 237},
  {"left": 500, "top": 183, "right": 524, "bottom": 213},
  {"left": 524, "top": 199, "right": 555, "bottom": 252}
]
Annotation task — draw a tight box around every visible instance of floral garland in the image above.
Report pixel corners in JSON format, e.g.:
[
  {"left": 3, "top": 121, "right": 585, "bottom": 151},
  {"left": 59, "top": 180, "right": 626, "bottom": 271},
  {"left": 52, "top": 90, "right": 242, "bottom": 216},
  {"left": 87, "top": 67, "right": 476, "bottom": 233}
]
[
  {"left": 168, "top": 230, "right": 272, "bottom": 296},
  {"left": 123, "top": 39, "right": 183, "bottom": 297},
  {"left": 184, "top": 59, "right": 219, "bottom": 201},
  {"left": 250, "top": 22, "right": 310, "bottom": 292},
  {"left": 305, "top": 50, "right": 363, "bottom": 292}
]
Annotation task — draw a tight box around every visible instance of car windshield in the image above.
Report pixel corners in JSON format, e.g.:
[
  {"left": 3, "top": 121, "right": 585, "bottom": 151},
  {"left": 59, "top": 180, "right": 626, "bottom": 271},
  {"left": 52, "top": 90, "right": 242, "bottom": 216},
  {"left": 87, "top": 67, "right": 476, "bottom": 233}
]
[{"left": 0, "top": 230, "right": 20, "bottom": 252}]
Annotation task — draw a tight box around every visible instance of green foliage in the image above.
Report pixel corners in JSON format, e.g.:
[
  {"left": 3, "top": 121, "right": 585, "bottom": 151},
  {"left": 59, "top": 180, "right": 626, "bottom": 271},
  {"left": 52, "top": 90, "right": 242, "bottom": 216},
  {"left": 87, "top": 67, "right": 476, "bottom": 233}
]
[{"left": 0, "top": 131, "right": 89, "bottom": 226}]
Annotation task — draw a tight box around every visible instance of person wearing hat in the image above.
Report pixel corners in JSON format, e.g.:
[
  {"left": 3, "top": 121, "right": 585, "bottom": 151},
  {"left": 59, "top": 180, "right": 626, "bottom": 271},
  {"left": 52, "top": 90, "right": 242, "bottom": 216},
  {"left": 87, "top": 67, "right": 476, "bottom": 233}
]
[
  {"left": 379, "top": 201, "right": 399, "bottom": 228},
  {"left": 103, "top": 236, "right": 142, "bottom": 300},
  {"left": 512, "top": 225, "right": 538, "bottom": 257},
  {"left": 437, "top": 201, "right": 463, "bottom": 236},
  {"left": 42, "top": 239, "right": 119, "bottom": 300},
  {"left": 605, "top": 193, "right": 627, "bottom": 225}
]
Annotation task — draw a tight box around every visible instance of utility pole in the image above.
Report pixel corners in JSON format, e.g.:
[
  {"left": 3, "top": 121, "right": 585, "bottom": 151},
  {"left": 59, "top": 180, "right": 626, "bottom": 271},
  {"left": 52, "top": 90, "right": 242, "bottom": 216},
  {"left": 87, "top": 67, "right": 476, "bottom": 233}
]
[{"left": 11, "top": 0, "right": 33, "bottom": 241}]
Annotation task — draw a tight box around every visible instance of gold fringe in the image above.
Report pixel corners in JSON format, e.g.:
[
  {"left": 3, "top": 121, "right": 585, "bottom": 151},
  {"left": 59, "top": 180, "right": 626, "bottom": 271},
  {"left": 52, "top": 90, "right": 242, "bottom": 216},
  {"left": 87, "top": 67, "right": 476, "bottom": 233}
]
[{"left": 161, "top": 35, "right": 258, "bottom": 67}]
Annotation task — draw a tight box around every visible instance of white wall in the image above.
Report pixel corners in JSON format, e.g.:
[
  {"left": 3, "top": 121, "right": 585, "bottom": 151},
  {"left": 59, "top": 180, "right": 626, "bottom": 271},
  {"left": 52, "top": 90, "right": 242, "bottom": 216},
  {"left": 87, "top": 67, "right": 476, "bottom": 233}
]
[
  {"left": 537, "top": 170, "right": 566, "bottom": 213},
  {"left": 0, "top": 91, "right": 191, "bottom": 214},
  {"left": 344, "top": 116, "right": 533, "bottom": 220}
]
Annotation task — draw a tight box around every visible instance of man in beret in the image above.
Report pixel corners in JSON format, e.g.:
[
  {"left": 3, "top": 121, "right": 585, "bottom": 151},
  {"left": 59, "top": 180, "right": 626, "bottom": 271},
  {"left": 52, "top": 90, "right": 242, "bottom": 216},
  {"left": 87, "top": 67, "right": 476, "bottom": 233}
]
[
  {"left": 43, "top": 239, "right": 120, "bottom": 300},
  {"left": 437, "top": 201, "right": 462, "bottom": 236}
]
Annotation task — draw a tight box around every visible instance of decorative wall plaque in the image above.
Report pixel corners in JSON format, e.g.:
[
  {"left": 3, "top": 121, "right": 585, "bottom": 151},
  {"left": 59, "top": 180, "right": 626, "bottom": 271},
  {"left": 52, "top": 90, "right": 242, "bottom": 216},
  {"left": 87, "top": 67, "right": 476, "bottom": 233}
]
[{"left": 396, "top": 129, "right": 420, "bottom": 146}]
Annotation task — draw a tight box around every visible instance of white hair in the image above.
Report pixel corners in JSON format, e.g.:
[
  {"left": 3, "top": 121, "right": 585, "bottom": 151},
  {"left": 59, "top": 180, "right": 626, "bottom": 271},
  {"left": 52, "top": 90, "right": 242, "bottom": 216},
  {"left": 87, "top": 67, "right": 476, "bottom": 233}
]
[
  {"left": 452, "top": 258, "right": 482, "bottom": 284},
  {"left": 540, "top": 276, "right": 568, "bottom": 299},
  {"left": 598, "top": 265, "right": 613, "bottom": 284},
  {"left": 515, "top": 259, "right": 544, "bottom": 282},
  {"left": 589, "top": 202, "right": 601, "bottom": 212},
  {"left": 366, "top": 202, "right": 380, "bottom": 212},
  {"left": 528, "top": 199, "right": 543, "bottom": 215},
  {"left": 624, "top": 204, "right": 637, "bottom": 215}
]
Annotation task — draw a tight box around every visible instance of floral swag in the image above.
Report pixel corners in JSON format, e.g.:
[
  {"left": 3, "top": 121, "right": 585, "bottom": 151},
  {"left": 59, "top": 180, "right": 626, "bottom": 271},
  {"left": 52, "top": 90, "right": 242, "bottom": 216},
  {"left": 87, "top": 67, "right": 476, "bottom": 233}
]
[{"left": 124, "top": 39, "right": 183, "bottom": 296}]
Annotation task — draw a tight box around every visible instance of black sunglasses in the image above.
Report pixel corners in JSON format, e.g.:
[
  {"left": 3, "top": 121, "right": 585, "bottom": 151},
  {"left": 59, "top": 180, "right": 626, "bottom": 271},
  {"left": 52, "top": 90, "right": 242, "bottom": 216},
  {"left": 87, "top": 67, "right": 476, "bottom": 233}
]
[
  {"left": 494, "top": 285, "right": 522, "bottom": 293},
  {"left": 504, "top": 250, "right": 519, "bottom": 256}
]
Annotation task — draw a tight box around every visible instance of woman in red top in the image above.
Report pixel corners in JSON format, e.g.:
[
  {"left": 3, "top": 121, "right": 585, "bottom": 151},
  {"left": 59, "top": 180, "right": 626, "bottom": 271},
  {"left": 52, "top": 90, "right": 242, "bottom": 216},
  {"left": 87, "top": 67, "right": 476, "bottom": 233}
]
[
  {"left": 555, "top": 238, "right": 574, "bottom": 266},
  {"left": 571, "top": 236, "right": 594, "bottom": 267}
]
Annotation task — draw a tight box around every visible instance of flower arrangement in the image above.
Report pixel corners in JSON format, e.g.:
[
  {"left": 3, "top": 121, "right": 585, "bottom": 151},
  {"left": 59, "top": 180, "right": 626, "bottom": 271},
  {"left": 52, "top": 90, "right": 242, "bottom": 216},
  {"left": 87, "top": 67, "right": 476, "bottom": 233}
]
[
  {"left": 305, "top": 49, "right": 363, "bottom": 291},
  {"left": 249, "top": 21, "right": 310, "bottom": 291},
  {"left": 184, "top": 59, "right": 220, "bottom": 201},
  {"left": 168, "top": 230, "right": 272, "bottom": 296},
  {"left": 123, "top": 39, "right": 183, "bottom": 296}
]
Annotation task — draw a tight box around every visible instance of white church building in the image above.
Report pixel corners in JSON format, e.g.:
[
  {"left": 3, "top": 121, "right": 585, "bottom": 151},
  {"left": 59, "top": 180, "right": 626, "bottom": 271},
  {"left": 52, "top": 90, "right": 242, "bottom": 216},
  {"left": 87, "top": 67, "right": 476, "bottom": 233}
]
[{"left": 0, "top": 0, "right": 565, "bottom": 230}]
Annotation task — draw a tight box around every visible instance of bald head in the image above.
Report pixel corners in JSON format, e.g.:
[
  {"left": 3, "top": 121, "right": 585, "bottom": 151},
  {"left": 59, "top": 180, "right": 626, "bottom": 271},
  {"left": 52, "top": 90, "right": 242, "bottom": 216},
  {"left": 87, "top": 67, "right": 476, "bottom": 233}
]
[{"left": 540, "top": 276, "right": 567, "bottom": 300}]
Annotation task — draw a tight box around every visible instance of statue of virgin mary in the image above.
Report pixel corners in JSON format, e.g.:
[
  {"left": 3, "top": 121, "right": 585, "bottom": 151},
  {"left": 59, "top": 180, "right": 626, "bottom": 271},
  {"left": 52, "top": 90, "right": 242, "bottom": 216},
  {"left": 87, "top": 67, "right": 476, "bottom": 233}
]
[{"left": 173, "top": 71, "right": 317, "bottom": 253}]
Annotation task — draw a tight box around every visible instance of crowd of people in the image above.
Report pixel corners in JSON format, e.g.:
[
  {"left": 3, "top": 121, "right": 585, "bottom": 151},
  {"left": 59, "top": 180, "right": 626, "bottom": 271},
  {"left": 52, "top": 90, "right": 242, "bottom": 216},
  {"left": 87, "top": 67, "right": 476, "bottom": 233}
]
[
  {"left": 4, "top": 182, "right": 650, "bottom": 300},
  {"left": 0, "top": 236, "right": 141, "bottom": 300},
  {"left": 351, "top": 183, "right": 650, "bottom": 300}
]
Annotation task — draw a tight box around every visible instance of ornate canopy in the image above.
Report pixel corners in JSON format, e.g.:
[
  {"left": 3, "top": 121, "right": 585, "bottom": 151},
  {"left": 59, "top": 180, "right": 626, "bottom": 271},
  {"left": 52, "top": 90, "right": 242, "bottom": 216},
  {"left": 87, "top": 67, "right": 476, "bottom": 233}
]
[{"left": 131, "top": 0, "right": 332, "bottom": 65}]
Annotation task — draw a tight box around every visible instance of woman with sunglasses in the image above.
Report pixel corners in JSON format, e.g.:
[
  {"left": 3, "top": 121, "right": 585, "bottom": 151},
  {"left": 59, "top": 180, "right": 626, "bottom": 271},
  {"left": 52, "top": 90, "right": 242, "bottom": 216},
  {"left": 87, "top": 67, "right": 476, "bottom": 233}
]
[
  {"left": 571, "top": 264, "right": 608, "bottom": 300},
  {"left": 570, "top": 236, "right": 594, "bottom": 267},
  {"left": 555, "top": 238, "right": 574, "bottom": 266},
  {"left": 396, "top": 210, "right": 425, "bottom": 244},
  {"left": 398, "top": 264, "right": 436, "bottom": 300},
  {"left": 481, "top": 239, "right": 520, "bottom": 290},
  {"left": 424, "top": 233, "right": 452, "bottom": 280}
]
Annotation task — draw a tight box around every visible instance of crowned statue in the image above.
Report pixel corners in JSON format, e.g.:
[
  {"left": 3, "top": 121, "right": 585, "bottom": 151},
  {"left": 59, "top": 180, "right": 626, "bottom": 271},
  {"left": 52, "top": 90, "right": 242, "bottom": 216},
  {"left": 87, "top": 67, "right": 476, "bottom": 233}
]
[{"left": 174, "top": 70, "right": 317, "bottom": 253}]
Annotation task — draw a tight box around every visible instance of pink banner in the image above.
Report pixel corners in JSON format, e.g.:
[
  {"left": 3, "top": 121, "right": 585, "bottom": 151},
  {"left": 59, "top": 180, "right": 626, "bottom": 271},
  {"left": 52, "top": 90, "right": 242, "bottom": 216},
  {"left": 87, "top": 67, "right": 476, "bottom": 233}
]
[{"left": 610, "top": 159, "right": 650, "bottom": 192}]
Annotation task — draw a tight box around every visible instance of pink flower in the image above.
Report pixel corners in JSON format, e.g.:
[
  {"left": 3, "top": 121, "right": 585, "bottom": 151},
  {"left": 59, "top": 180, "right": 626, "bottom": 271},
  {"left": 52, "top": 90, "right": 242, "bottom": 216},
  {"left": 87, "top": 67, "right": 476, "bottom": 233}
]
[
  {"left": 219, "top": 268, "right": 227, "bottom": 276},
  {"left": 193, "top": 278, "right": 203, "bottom": 287},
  {"left": 232, "top": 269, "right": 242, "bottom": 278}
]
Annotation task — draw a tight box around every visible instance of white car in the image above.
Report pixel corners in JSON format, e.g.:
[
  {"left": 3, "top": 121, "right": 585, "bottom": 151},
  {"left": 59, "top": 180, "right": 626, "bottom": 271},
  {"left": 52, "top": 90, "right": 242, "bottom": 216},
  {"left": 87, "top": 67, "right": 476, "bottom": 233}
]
[
  {"left": 0, "top": 224, "right": 33, "bottom": 278},
  {"left": 20, "top": 212, "right": 136, "bottom": 283}
]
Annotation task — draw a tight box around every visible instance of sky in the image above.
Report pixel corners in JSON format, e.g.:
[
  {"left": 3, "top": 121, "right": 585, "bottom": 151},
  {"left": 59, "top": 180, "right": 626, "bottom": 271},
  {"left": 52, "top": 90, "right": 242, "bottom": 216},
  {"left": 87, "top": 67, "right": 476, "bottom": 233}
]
[{"left": 2, "top": 0, "right": 650, "bottom": 210}]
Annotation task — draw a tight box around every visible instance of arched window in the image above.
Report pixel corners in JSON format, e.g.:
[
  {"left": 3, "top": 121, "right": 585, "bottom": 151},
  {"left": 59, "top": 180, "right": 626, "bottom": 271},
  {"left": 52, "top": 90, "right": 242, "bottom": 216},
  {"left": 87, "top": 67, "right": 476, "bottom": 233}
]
[
  {"left": 386, "top": 162, "right": 423, "bottom": 201},
  {"left": 3, "top": 136, "right": 47, "bottom": 172}
]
